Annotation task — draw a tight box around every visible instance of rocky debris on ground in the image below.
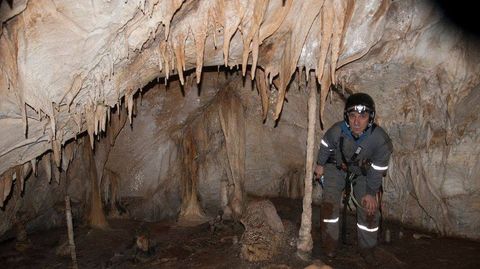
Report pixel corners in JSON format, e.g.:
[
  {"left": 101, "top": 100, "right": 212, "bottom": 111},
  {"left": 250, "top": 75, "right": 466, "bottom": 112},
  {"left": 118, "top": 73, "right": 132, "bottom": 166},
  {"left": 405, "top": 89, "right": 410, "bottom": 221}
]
[{"left": 240, "top": 199, "right": 285, "bottom": 262}]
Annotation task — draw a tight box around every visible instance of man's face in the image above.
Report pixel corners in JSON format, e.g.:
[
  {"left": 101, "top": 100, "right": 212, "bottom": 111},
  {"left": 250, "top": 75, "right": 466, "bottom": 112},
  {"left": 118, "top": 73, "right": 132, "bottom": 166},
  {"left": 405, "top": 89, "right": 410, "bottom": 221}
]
[{"left": 348, "top": 111, "right": 370, "bottom": 136}]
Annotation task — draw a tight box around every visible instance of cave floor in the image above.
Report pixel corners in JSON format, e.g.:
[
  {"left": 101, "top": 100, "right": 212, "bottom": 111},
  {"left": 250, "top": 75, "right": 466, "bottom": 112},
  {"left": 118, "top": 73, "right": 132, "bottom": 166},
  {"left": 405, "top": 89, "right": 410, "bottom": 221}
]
[{"left": 0, "top": 197, "right": 479, "bottom": 269}]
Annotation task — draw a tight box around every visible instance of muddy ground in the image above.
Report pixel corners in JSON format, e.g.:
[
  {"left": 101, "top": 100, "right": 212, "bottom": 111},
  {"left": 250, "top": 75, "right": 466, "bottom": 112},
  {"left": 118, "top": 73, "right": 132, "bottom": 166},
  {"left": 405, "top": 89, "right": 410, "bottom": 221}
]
[{"left": 0, "top": 197, "right": 479, "bottom": 269}]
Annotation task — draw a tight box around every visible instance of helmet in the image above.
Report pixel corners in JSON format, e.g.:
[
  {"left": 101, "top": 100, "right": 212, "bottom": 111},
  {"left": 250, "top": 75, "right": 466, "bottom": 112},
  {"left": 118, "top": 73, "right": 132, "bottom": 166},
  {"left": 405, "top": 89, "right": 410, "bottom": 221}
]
[{"left": 344, "top": 93, "right": 376, "bottom": 127}]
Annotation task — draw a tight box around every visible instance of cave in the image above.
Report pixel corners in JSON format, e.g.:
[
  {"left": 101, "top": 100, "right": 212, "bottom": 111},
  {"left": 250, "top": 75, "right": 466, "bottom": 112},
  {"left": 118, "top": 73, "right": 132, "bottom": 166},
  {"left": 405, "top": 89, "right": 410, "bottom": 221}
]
[{"left": 1, "top": 0, "right": 479, "bottom": 268}]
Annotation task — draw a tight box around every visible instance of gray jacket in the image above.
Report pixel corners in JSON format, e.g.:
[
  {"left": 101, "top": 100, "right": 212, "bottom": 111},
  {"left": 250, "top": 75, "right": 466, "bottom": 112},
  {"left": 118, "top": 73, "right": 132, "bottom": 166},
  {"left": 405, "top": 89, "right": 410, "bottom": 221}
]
[{"left": 316, "top": 121, "right": 393, "bottom": 195}]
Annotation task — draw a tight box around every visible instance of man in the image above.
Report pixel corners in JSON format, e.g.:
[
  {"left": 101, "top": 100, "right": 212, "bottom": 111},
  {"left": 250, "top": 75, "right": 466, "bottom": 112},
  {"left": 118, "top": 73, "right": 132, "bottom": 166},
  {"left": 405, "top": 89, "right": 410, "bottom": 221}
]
[{"left": 314, "top": 92, "right": 393, "bottom": 265}]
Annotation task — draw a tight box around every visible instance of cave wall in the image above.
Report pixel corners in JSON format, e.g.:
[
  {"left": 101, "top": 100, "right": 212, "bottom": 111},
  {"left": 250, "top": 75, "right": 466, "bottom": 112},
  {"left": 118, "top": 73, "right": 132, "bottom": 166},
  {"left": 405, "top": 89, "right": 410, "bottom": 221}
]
[
  {"left": 0, "top": 0, "right": 479, "bottom": 240},
  {"left": 0, "top": 139, "right": 92, "bottom": 239},
  {"left": 337, "top": 0, "right": 480, "bottom": 238},
  {"left": 94, "top": 70, "right": 342, "bottom": 222}
]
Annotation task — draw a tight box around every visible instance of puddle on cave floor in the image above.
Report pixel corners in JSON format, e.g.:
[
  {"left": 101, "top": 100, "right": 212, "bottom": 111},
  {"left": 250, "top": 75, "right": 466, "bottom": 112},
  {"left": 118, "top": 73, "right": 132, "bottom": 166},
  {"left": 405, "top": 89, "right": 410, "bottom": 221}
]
[{"left": 0, "top": 197, "right": 479, "bottom": 269}]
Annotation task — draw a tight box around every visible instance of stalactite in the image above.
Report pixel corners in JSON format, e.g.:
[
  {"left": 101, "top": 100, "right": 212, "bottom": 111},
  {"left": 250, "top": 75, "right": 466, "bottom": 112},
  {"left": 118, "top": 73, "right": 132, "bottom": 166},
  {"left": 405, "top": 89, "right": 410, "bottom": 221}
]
[
  {"left": 85, "top": 104, "right": 96, "bottom": 149},
  {"left": 30, "top": 159, "right": 37, "bottom": 176},
  {"left": 94, "top": 104, "right": 108, "bottom": 134},
  {"left": 255, "top": 69, "right": 270, "bottom": 120},
  {"left": 273, "top": 2, "right": 322, "bottom": 120},
  {"left": 1, "top": 169, "right": 14, "bottom": 206},
  {"left": 329, "top": 0, "right": 348, "bottom": 84},
  {"left": 21, "top": 102, "right": 27, "bottom": 138},
  {"left": 258, "top": 0, "right": 292, "bottom": 41},
  {"left": 0, "top": 175, "right": 4, "bottom": 207},
  {"left": 74, "top": 110, "right": 82, "bottom": 135},
  {"left": 63, "top": 142, "right": 75, "bottom": 173},
  {"left": 155, "top": 46, "right": 164, "bottom": 75},
  {"left": 241, "top": 0, "right": 269, "bottom": 77},
  {"left": 52, "top": 163, "right": 60, "bottom": 184},
  {"left": 274, "top": 36, "right": 292, "bottom": 121},
  {"left": 316, "top": 0, "right": 332, "bottom": 84},
  {"left": 50, "top": 104, "right": 57, "bottom": 141},
  {"left": 173, "top": 33, "right": 187, "bottom": 85},
  {"left": 250, "top": 31, "right": 260, "bottom": 79},
  {"left": 52, "top": 136, "right": 62, "bottom": 168},
  {"left": 194, "top": 29, "right": 207, "bottom": 84},
  {"left": 221, "top": 0, "right": 245, "bottom": 67},
  {"left": 160, "top": 42, "right": 170, "bottom": 80},
  {"left": 61, "top": 74, "right": 84, "bottom": 111},
  {"left": 107, "top": 106, "right": 111, "bottom": 124},
  {"left": 43, "top": 153, "right": 52, "bottom": 183},
  {"left": 126, "top": 90, "right": 134, "bottom": 125},
  {"left": 101, "top": 105, "right": 107, "bottom": 133},
  {"left": 162, "top": 0, "right": 185, "bottom": 40},
  {"left": 94, "top": 106, "right": 99, "bottom": 136}
]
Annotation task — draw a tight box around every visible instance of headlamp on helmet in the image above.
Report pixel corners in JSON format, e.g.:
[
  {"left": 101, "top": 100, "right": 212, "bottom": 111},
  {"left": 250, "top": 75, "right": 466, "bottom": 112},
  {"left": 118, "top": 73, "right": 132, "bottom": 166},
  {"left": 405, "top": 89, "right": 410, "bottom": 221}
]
[
  {"left": 346, "top": 104, "right": 372, "bottom": 114},
  {"left": 344, "top": 93, "right": 376, "bottom": 127}
]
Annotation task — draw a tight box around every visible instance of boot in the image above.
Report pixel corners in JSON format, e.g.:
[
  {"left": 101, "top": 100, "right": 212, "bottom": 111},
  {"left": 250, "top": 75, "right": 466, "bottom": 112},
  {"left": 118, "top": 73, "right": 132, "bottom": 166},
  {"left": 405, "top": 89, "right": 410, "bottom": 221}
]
[{"left": 359, "top": 247, "right": 379, "bottom": 267}]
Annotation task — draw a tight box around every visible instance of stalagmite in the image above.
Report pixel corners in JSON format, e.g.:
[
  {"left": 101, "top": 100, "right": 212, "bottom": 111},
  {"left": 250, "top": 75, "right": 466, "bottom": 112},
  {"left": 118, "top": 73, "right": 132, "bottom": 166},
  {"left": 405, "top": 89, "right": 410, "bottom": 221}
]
[
  {"left": 85, "top": 137, "right": 108, "bottom": 229},
  {"left": 177, "top": 126, "right": 208, "bottom": 225},
  {"left": 65, "top": 195, "right": 78, "bottom": 269},
  {"left": 218, "top": 91, "right": 246, "bottom": 219},
  {"left": 297, "top": 72, "right": 317, "bottom": 259}
]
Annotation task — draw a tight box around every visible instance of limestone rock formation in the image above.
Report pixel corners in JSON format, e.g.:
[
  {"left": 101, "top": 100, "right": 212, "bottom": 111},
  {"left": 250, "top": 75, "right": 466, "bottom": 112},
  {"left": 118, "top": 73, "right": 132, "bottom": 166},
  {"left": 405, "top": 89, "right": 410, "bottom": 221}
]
[
  {"left": 0, "top": 0, "right": 479, "bottom": 242},
  {"left": 240, "top": 199, "right": 284, "bottom": 262}
]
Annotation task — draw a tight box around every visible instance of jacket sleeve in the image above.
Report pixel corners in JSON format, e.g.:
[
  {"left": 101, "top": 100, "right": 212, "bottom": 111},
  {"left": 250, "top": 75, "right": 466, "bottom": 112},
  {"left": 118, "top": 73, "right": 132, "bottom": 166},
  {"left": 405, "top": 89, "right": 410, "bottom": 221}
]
[
  {"left": 366, "top": 134, "right": 393, "bottom": 195},
  {"left": 316, "top": 125, "right": 338, "bottom": 165}
]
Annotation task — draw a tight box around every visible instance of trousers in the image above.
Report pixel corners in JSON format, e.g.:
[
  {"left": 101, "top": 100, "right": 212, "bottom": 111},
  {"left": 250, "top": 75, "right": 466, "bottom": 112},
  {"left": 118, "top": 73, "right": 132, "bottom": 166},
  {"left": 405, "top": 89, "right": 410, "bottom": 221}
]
[{"left": 320, "top": 164, "right": 380, "bottom": 249}]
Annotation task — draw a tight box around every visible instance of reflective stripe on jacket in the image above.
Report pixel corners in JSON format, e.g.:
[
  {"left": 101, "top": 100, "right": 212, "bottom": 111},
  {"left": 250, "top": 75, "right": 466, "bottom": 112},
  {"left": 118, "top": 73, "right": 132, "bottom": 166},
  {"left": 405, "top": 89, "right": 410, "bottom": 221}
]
[{"left": 316, "top": 121, "right": 393, "bottom": 195}]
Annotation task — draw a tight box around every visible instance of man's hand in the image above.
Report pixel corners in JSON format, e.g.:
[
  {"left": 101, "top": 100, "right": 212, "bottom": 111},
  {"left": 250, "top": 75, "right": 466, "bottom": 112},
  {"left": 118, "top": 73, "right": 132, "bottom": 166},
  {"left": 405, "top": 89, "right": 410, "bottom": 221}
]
[
  {"left": 314, "top": 165, "right": 324, "bottom": 179},
  {"left": 361, "top": 194, "right": 378, "bottom": 216}
]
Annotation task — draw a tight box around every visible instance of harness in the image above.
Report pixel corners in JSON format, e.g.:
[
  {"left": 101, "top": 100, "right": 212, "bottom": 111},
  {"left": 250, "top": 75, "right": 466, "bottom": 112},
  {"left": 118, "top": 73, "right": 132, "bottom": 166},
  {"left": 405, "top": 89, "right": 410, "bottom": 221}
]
[{"left": 338, "top": 136, "right": 366, "bottom": 244}]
